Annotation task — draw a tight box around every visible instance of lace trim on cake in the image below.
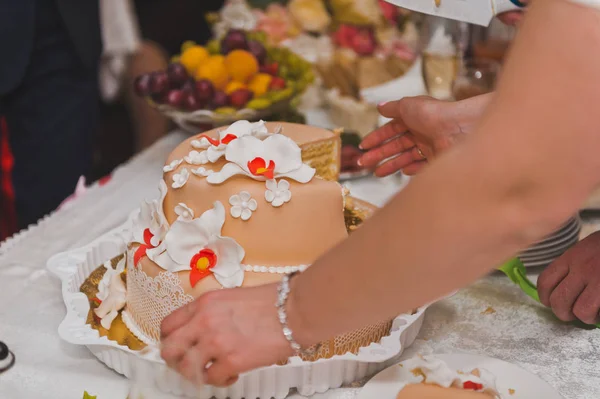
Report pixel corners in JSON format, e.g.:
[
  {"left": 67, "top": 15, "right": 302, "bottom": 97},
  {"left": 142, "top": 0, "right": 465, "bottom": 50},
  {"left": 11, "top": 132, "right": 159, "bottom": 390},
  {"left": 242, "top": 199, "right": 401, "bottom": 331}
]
[
  {"left": 243, "top": 264, "right": 308, "bottom": 274},
  {"left": 125, "top": 255, "right": 194, "bottom": 344}
]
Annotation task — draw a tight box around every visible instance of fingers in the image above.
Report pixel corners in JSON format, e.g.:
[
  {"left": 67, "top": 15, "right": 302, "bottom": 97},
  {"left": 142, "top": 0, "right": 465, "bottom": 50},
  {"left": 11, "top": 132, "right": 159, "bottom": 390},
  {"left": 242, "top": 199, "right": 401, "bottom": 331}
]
[
  {"left": 572, "top": 281, "right": 600, "bottom": 325},
  {"left": 161, "top": 323, "right": 203, "bottom": 369},
  {"left": 360, "top": 119, "right": 407, "bottom": 150},
  {"left": 177, "top": 343, "right": 213, "bottom": 384},
  {"left": 359, "top": 135, "right": 414, "bottom": 168},
  {"left": 204, "top": 354, "right": 242, "bottom": 387},
  {"left": 161, "top": 300, "right": 198, "bottom": 339},
  {"left": 373, "top": 152, "right": 416, "bottom": 177},
  {"left": 548, "top": 273, "right": 587, "bottom": 322},
  {"left": 378, "top": 98, "right": 413, "bottom": 119},
  {"left": 538, "top": 258, "right": 570, "bottom": 307}
]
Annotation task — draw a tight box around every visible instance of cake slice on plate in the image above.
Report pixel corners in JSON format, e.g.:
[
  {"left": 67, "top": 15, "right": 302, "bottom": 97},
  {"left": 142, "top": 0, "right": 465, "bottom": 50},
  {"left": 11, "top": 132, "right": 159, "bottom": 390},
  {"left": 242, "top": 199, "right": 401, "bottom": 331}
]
[{"left": 396, "top": 356, "right": 502, "bottom": 399}]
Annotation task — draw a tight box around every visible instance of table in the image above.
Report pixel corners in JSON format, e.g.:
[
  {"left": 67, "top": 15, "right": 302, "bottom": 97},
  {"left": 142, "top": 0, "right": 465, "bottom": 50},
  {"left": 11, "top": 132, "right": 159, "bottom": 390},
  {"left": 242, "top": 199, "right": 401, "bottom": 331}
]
[{"left": 1, "top": 131, "right": 599, "bottom": 399}]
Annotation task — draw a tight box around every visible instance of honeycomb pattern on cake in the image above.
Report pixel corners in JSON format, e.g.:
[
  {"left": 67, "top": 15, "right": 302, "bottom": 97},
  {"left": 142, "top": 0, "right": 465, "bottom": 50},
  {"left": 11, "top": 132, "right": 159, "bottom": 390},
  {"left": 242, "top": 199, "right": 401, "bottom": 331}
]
[{"left": 298, "top": 319, "right": 394, "bottom": 361}]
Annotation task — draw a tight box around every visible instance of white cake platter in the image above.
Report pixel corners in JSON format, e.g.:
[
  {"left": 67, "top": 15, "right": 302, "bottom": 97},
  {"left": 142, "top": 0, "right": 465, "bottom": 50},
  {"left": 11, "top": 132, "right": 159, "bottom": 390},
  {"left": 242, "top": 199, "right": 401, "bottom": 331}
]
[
  {"left": 356, "top": 354, "right": 563, "bottom": 399},
  {"left": 48, "top": 218, "right": 428, "bottom": 399}
]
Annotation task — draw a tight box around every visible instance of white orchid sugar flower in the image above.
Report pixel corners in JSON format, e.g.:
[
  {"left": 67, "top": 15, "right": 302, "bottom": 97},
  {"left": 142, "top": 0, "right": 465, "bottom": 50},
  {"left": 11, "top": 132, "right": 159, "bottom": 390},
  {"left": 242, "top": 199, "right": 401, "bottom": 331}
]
[
  {"left": 148, "top": 201, "right": 245, "bottom": 289},
  {"left": 207, "top": 134, "right": 316, "bottom": 185}
]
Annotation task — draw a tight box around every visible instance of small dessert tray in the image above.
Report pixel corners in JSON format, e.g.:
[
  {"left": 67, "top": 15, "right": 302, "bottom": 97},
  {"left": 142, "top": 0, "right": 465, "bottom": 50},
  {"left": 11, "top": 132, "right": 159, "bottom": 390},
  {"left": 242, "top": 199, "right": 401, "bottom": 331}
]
[{"left": 48, "top": 206, "right": 428, "bottom": 398}]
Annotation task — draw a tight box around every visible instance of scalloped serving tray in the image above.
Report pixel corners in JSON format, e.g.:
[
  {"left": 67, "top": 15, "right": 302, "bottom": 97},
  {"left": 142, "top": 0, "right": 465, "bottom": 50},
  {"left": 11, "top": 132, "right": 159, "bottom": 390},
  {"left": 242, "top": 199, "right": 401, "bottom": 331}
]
[{"left": 47, "top": 217, "right": 427, "bottom": 398}]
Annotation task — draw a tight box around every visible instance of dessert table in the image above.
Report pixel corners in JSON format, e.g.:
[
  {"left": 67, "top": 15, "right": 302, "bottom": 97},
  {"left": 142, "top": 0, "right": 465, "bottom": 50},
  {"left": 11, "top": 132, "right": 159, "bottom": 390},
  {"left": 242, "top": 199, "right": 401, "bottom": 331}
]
[{"left": 1, "top": 131, "right": 600, "bottom": 399}]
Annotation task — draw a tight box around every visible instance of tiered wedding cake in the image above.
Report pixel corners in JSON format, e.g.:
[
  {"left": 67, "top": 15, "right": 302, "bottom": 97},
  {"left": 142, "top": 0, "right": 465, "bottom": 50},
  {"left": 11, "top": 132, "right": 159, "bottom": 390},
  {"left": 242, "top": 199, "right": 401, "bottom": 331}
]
[{"left": 93, "top": 120, "right": 392, "bottom": 361}]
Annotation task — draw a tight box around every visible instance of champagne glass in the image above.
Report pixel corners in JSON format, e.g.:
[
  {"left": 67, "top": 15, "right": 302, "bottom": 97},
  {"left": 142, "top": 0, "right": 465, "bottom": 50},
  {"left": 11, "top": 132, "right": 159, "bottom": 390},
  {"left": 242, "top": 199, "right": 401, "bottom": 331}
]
[{"left": 420, "top": 16, "right": 462, "bottom": 100}]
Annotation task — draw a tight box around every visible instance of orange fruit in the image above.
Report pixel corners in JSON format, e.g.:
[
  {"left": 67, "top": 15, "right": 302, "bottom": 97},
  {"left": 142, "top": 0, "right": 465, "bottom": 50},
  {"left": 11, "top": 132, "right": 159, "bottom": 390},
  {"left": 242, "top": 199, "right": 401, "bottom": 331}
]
[
  {"left": 196, "top": 56, "right": 229, "bottom": 90},
  {"left": 225, "top": 81, "right": 248, "bottom": 95},
  {"left": 224, "top": 50, "right": 259, "bottom": 83},
  {"left": 247, "top": 73, "right": 273, "bottom": 97},
  {"left": 180, "top": 45, "right": 210, "bottom": 74}
]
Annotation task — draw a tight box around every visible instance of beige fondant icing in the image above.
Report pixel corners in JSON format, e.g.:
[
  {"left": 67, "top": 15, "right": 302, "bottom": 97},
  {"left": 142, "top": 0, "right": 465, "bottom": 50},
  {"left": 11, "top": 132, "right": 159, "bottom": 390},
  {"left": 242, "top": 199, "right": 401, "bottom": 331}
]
[{"left": 125, "top": 121, "right": 361, "bottom": 351}]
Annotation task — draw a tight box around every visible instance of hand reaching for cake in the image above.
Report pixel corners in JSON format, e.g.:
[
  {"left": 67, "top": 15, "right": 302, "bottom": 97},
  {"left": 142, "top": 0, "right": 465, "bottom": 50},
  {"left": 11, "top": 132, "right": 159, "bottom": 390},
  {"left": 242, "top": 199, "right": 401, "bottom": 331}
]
[
  {"left": 160, "top": 283, "right": 294, "bottom": 387},
  {"left": 358, "top": 94, "right": 492, "bottom": 177},
  {"left": 538, "top": 231, "right": 600, "bottom": 325}
]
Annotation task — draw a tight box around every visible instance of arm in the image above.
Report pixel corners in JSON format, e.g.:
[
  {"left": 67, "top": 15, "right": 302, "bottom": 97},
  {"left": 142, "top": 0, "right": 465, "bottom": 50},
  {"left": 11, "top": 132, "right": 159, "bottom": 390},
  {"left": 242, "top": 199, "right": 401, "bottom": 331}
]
[
  {"left": 161, "top": 0, "right": 600, "bottom": 385},
  {"left": 290, "top": 0, "right": 600, "bottom": 345},
  {"left": 359, "top": 93, "right": 494, "bottom": 177}
]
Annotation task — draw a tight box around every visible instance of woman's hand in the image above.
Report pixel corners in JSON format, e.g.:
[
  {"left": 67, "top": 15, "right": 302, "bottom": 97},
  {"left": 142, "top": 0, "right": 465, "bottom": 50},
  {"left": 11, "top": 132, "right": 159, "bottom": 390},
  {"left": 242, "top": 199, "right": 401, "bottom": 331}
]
[
  {"left": 538, "top": 231, "right": 600, "bottom": 325},
  {"left": 359, "top": 95, "right": 487, "bottom": 177},
  {"left": 160, "top": 284, "right": 294, "bottom": 387}
]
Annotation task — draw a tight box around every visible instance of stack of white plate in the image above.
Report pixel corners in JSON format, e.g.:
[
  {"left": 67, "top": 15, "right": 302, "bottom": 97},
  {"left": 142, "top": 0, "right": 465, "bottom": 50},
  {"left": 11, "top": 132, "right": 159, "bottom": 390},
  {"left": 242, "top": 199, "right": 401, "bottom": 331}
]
[{"left": 518, "top": 216, "right": 581, "bottom": 267}]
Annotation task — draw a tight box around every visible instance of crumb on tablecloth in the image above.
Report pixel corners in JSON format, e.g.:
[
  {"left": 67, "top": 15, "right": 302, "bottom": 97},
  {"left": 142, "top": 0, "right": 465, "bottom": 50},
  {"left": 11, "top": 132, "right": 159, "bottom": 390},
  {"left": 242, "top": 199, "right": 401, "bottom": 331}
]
[{"left": 481, "top": 306, "right": 496, "bottom": 315}]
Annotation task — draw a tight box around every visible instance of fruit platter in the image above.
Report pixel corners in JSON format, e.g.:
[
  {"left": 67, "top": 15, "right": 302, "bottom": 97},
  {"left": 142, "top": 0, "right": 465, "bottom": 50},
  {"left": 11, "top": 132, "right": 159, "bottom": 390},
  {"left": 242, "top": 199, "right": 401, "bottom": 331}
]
[
  {"left": 133, "top": 29, "right": 314, "bottom": 132},
  {"left": 209, "top": 0, "right": 420, "bottom": 136}
]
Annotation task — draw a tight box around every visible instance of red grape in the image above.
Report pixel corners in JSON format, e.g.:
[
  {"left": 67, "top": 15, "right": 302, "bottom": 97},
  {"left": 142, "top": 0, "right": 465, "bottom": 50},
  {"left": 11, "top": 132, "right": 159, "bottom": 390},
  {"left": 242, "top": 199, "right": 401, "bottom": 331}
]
[
  {"left": 248, "top": 40, "right": 267, "bottom": 65},
  {"left": 133, "top": 74, "right": 152, "bottom": 97},
  {"left": 184, "top": 93, "right": 204, "bottom": 111},
  {"left": 181, "top": 78, "right": 196, "bottom": 94},
  {"left": 211, "top": 90, "right": 229, "bottom": 108},
  {"left": 221, "top": 29, "right": 249, "bottom": 54},
  {"left": 166, "top": 90, "right": 185, "bottom": 108},
  {"left": 150, "top": 71, "right": 170, "bottom": 95},
  {"left": 167, "top": 63, "right": 189, "bottom": 87},
  {"left": 228, "top": 89, "right": 254, "bottom": 108},
  {"left": 195, "top": 79, "right": 215, "bottom": 102}
]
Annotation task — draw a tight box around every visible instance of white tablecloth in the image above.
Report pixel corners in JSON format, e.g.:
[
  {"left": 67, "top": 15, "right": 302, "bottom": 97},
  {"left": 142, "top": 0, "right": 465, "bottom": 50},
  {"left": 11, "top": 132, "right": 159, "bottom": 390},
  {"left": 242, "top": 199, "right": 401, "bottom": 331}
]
[{"left": 1, "top": 131, "right": 600, "bottom": 399}]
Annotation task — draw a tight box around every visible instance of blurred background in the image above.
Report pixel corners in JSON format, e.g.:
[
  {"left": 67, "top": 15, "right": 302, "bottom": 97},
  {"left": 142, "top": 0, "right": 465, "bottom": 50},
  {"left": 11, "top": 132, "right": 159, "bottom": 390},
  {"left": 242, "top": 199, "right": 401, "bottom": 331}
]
[{"left": 0, "top": 0, "right": 517, "bottom": 240}]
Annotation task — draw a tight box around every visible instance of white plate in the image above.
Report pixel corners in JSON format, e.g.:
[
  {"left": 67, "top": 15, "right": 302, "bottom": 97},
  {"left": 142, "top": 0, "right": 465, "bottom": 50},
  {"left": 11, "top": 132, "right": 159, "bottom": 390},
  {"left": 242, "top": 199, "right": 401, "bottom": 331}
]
[
  {"left": 523, "top": 222, "right": 581, "bottom": 252},
  {"left": 357, "top": 354, "right": 562, "bottom": 399},
  {"left": 519, "top": 237, "right": 579, "bottom": 260}
]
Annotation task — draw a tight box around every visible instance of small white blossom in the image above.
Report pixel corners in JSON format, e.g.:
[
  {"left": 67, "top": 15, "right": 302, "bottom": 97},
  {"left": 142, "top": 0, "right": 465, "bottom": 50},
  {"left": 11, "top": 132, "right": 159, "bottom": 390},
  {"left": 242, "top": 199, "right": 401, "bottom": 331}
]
[
  {"left": 172, "top": 168, "right": 190, "bottom": 189},
  {"left": 229, "top": 191, "right": 258, "bottom": 221},
  {"left": 163, "top": 159, "right": 183, "bottom": 173},
  {"left": 265, "top": 179, "right": 292, "bottom": 208},
  {"left": 191, "top": 167, "right": 214, "bottom": 177},
  {"left": 184, "top": 150, "right": 209, "bottom": 165},
  {"left": 174, "top": 203, "right": 194, "bottom": 221}
]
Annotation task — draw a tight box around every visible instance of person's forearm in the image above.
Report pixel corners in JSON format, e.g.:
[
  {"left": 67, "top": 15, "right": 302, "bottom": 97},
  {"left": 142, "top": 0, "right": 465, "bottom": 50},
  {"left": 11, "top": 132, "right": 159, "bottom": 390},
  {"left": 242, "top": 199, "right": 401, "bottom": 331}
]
[{"left": 289, "top": 0, "right": 600, "bottom": 346}]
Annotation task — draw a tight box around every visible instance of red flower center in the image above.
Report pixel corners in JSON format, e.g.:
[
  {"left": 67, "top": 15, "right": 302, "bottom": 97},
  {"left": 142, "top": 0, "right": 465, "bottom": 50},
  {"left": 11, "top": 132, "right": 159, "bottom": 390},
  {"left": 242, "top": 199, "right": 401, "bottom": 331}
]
[
  {"left": 134, "top": 244, "right": 149, "bottom": 267},
  {"left": 463, "top": 381, "right": 484, "bottom": 391},
  {"left": 189, "top": 249, "right": 218, "bottom": 288},
  {"left": 220, "top": 133, "right": 238, "bottom": 144},
  {"left": 143, "top": 228, "right": 154, "bottom": 247},
  {"left": 248, "top": 157, "right": 275, "bottom": 179}
]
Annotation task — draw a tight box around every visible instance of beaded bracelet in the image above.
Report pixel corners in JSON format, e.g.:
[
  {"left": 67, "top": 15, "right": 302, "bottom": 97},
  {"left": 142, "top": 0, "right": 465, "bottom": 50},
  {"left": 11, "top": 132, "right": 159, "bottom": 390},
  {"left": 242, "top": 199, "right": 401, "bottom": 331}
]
[{"left": 276, "top": 272, "right": 316, "bottom": 357}]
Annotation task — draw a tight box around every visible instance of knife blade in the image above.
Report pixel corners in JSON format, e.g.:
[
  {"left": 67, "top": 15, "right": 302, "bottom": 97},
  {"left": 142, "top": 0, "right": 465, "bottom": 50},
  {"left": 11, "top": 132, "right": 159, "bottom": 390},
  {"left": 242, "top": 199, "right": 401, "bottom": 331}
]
[{"left": 384, "top": 0, "right": 524, "bottom": 27}]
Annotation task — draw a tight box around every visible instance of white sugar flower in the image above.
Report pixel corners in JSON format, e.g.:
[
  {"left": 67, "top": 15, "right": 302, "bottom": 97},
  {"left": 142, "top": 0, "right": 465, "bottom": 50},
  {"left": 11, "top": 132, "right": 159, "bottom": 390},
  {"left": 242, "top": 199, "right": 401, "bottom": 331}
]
[
  {"left": 172, "top": 168, "right": 190, "bottom": 189},
  {"left": 174, "top": 203, "right": 194, "bottom": 221},
  {"left": 191, "top": 167, "right": 214, "bottom": 177},
  {"left": 132, "top": 180, "right": 169, "bottom": 248},
  {"left": 148, "top": 202, "right": 245, "bottom": 288},
  {"left": 265, "top": 179, "right": 292, "bottom": 208},
  {"left": 184, "top": 150, "right": 208, "bottom": 165},
  {"left": 229, "top": 191, "right": 258, "bottom": 221},
  {"left": 191, "top": 136, "right": 213, "bottom": 149},
  {"left": 163, "top": 159, "right": 183, "bottom": 173},
  {"left": 207, "top": 135, "right": 315, "bottom": 184},
  {"left": 94, "top": 257, "right": 127, "bottom": 329}
]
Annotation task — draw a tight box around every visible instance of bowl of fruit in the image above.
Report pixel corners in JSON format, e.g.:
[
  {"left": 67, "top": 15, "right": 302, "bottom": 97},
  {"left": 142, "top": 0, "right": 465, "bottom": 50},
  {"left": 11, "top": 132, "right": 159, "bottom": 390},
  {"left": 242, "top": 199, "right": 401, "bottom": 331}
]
[{"left": 134, "top": 29, "right": 314, "bottom": 132}]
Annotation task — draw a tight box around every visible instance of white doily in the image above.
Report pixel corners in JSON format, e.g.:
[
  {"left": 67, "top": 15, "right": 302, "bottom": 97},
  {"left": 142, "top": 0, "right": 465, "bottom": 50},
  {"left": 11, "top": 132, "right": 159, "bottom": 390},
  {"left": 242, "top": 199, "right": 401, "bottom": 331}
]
[{"left": 123, "top": 251, "right": 194, "bottom": 345}]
